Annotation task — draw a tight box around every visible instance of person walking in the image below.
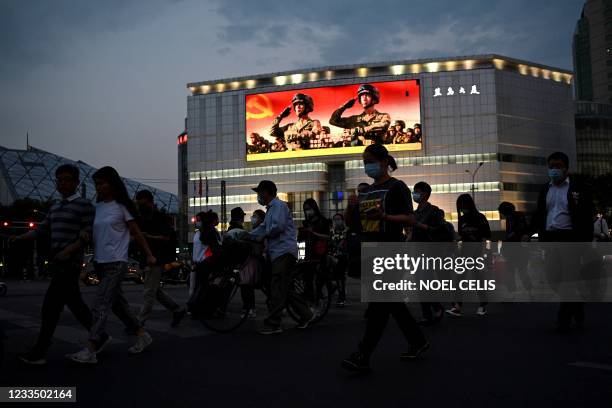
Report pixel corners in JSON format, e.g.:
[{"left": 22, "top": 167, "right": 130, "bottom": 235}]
[
  {"left": 446, "top": 194, "right": 491, "bottom": 317},
  {"left": 134, "top": 190, "right": 186, "bottom": 328},
  {"left": 66, "top": 166, "right": 156, "bottom": 364},
  {"left": 330, "top": 213, "right": 349, "bottom": 307},
  {"left": 410, "top": 181, "right": 446, "bottom": 326},
  {"left": 531, "top": 152, "right": 594, "bottom": 332},
  {"left": 250, "top": 180, "right": 314, "bottom": 334},
  {"left": 15, "top": 164, "right": 95, "bottom": 365},
  {"left": 342, "top": 144, "right": 428, "bottom": 372}
]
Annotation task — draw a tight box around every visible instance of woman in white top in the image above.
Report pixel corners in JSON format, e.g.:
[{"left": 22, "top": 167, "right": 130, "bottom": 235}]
[{"left": 67, "top": 166, "right": 156, "bottom": 364}]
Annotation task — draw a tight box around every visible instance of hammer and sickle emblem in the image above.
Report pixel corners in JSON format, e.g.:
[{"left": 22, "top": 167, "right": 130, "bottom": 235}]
[{"left": 246, "top": 94, "right": 273, "bottom": 120}]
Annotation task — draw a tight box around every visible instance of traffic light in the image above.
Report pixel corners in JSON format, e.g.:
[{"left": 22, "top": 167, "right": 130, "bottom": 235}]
[
  {"left": 1, "top": 221, "right": 9, "bottom": 228},
  {"left": 28, "top": 221, "right": 36, "bottom": 229}
]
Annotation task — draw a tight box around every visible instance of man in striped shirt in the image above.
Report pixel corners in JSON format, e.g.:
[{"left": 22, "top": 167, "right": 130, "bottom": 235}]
[{"left": 12, "top": 164, "right": 97, "bottom": 365}]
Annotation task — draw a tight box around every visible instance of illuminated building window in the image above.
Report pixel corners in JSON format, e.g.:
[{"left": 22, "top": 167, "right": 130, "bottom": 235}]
[{"left": 190, "top": 163, "right": 328, "bottom": 180}]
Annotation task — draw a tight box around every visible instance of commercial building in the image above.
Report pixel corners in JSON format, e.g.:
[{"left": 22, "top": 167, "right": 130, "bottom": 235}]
[
  {"left": 573, "top": 0, "right": 612, "bottom": 104},
  {"left": 0, "top": 145, "right": 178, "bottom": 212},
  {"left": 573, "top": 0, "right": 612, "bottom": 177},
  {"left": 182, "top": 54, "right": 575, "bottom": 235}
]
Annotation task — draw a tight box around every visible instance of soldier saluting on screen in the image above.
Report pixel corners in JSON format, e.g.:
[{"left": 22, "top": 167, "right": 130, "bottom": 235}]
[
  {"left": 329, "top": 84, "right": 391, "bottom": 146},
  {"left": 269, "top": 93, "right": 322, "bottom": 151}
]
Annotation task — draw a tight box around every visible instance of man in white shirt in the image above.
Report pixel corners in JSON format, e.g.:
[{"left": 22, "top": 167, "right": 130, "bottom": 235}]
[{"left": 532, "top": 152, "right": 594, "bottom": 333}]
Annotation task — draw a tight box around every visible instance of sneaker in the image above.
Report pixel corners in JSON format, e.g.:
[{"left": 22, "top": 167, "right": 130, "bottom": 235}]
[
  {"left": 445, "top": 307, "right": 462, "bottom": 317},
  {"left": 95, "top": 333, "right": 112, "bottom": 354},
  {"left": 171, "top": 309, "right": 187, "bottom": 328},
  {"left": 341, "top": 352, "right": 370, "bottom": 372},
  {"left": 336, "top": 300, "right": 346, "bottom": 307},
  {"left": 400, "top": 342, "right": 430, "bottom": 361},
  {"left": 475, "top": 306, "right": 487, "bottom": 316},
  {"left": 18, "top": 349, "right": 47, "bottom": 365},
  {"left": 259, "top": 326, "right": 283, "bottom": 335},
  {"left": 66, "top": 347, "right": 97, "bottom": 364},
  {"left": 128, "top": 332, "right": 153, "bottom": 354},
  {"left": 296, "top": 314, "right": 317, "bottom": 330}
]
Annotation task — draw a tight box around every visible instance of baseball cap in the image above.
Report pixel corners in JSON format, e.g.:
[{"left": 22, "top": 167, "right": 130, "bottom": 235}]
[{"left": 252, "top": 180, "right": 277, "bottom": 196}]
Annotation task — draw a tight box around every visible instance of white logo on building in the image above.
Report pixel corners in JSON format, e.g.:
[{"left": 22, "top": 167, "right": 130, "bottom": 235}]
[{"left": 433, "top": 85, "right": 480, "bottom": 97}]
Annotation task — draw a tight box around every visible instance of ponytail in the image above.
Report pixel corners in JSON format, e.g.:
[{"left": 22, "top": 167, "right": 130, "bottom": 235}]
[{"left": 364, "top": 143, "right": 397, "bottom": 171}]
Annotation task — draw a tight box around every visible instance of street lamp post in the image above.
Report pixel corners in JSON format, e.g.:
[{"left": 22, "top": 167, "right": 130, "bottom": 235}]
[{"left": 466, "top": 162, "right": 484, "bottom": 202}]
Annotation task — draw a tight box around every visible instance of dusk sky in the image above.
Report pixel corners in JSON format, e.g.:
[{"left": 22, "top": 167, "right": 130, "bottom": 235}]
[{"left": 0, "top": 0, "right": 584, "bottom": 194}]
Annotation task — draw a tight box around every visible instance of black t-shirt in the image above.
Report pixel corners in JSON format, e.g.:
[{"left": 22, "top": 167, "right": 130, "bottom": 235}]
[
  {"left": 301, "top": 216, "right": 330, "bottom": 259},
  {"left": 359, "top": 177, "right": 413, "bottom": 242},
  {"left": 412, "top": 202, "right": 443, "bottom": 242},
  {"left": 138, "top": 211, "right": 175, "bottom": 265},
  {"left": 458, "top": 211, "right": 491, "bottom": 242}
]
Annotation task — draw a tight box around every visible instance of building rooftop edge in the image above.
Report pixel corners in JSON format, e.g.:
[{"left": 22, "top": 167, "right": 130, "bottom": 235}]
[{"left": 186, "top": 54, "right": 573, "bottom": 89}]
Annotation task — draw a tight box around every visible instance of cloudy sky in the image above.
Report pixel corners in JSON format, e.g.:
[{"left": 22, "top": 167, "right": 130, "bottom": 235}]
[{"left": 0, "top": 0, "right": 585, "bottom": 194}]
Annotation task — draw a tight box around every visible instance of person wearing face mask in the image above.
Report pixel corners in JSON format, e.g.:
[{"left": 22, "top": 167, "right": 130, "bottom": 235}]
[
  {"left": 186, "top": 210, "right": 222, "bottom": 318},
  {"left": 134, "top": 190, "right": 186, "bottom": 328},
  {"left": 330, "top": 214, "right": 349, "bottom": 307},
  {"left": 410, "top": 182, "right": 445, "bottom": 326},
  {"left": 342, "top": 144, "right": 428, "bottom": 373},
  {"left": 446, "top": 194, "right": 491, "bottom": 317},
  {"left": 250, "top": 180, "right": 314, "bottom": 335},
  {"left": 299, "top": 198, "right": 331, "bottom": 306},
  {"left": 191, "top": 212, "right": 206, "bottom": 299},
  {"left": 531, "top": 151, "right": 594, "bottom": 333}
]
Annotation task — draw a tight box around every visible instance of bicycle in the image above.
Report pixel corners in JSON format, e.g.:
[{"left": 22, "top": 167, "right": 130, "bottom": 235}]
[{"left": 198, "top": 258, "right": 333, "bottom": 333}]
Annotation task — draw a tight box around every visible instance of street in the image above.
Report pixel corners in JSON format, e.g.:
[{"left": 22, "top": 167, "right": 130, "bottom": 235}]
[{"left": 1, "top": 278, "right": 611, "bottom": 407}]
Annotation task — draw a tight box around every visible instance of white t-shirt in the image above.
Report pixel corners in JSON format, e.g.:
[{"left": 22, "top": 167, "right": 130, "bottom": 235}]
[
  {"left": 93, "top": 200, "right": 134, "bottom": 263},
  {"left": 192, "top": 230, "right": 205, "bottom": 263}
]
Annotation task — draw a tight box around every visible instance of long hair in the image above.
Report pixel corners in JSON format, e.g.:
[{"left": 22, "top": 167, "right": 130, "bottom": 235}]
[
  {"left": 456, "top": 193, "right": 478, "bottom": 218},
  {"left": 303, "top": 197, "right": 324, "bottom": 219},
  {"left": 92, "top": 166, "right": 137, "bottom": 217}
]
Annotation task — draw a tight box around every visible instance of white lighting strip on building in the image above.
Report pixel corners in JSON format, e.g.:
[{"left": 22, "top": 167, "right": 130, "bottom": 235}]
[
  {"left": 188, "top": 182, "right": 501, "bottom": 207},
  {"left": 345, "top": 153, "right": 497, "bottom": 169},
  {"left": 190, "top": 163, "right": 327, "bottom": 180}
]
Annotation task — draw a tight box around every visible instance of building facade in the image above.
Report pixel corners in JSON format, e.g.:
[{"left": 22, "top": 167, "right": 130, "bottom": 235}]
[
  {"left": 573, "top": 0, "right": 612, "bottom": 104},
  {"left": 576, "top": 101, "right": 612, "bottom": 176},
  {"left": 182, "top": 55, "right": 575, "bottom": 236}
]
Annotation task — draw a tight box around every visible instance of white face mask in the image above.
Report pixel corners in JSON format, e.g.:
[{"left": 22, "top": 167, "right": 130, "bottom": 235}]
[
  {"left": 257, "top": 195, "right": 266, "bottom": 206},
  {"left": 251, "top": 216, "right": 259, "bottom": 225},
  {"left": 195, "top": 221, "right": 202, "bottom": 229},
  {"left": 305, "top": 209, "right": 315, "bottom": 218}
]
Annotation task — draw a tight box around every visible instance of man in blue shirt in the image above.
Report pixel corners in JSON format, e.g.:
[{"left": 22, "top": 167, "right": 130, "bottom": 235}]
[{"left": 251, "top": 180, "right": 314, "bottom": 334}]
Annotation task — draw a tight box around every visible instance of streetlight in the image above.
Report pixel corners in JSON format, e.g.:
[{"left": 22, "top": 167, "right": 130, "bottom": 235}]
[{"left": 465, "top": 162, "right": 484, "bottom": 201}]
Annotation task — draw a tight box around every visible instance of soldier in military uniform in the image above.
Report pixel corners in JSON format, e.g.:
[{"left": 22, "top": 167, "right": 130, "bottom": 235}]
[
  {"left": 247, "top": 132, "right": 271, "bottom": 154},
  {"left": 329, "top": 84, "right": 391, "bottom": 146},
  {"left": 391, "top": 120, "right": 409, "bottom": 144},
  {"left": 269, "top": 93, "right": 322, "bottom": 151},
  {"left": 413, "top": 123, "right": 423, "bottom": 143}
]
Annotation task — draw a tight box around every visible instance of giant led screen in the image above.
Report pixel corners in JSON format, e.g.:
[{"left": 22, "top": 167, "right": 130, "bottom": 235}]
[{"left": 245, "top": 79, "right": 422, "bottom": 161}]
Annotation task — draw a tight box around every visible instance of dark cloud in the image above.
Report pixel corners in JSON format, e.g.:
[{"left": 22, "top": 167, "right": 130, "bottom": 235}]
[
  {"left": 213, "top": 0, "right": 583, "bottom": 69},
  {"left": 0, "top": 0, "right": 175, "bottom": 77}
]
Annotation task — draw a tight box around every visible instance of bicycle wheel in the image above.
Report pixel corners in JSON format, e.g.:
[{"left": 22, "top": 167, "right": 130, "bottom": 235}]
[
  {"left": 199, "top": 269, "right": 249, "bottom": 333},
  {"left": 287, "top": 263, "right": 332, "bottom": 324}
]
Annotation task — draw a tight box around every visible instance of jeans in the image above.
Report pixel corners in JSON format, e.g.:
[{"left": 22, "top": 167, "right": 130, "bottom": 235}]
[
  {"left": 89, "top": 262, "right": 141, "bottom": 342},
  {"left": 264, "top": 253, "right": 313, "bottom": 328},
  {"left": 35, "top": 260, "right": 92, "bottom": 352},
  {"left": 359, "top": 302, "right": 426, "bottom": 359},
  {"left": 138, "top": 265, "right": 182, "bottom": 324}
]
